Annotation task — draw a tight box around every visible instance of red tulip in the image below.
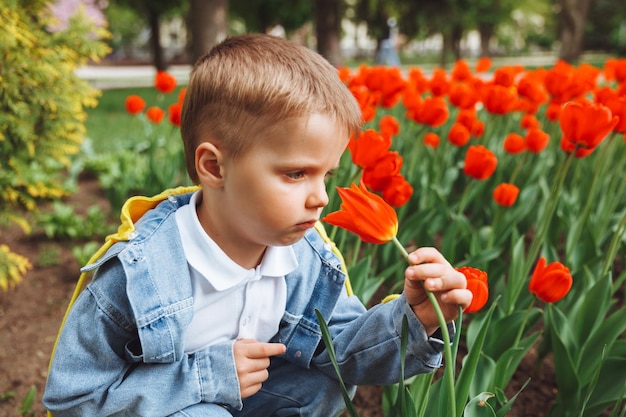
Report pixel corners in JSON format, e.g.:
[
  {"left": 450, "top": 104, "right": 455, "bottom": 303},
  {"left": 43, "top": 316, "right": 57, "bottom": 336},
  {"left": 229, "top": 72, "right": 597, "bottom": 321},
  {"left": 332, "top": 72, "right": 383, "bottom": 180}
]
[
  {"left": 463, "top": 145, "right": 498, "bottom": 180},
  {"left": 493, "top": 183, "right": 520, "bottom": 207},
  {"left": 546, "top": 102, "right": 562, "bottom": 122},
  {"left": 456, "top": 108, "right": 478, "bottom": 131},
  {"left": 423, "top": 132, "right": 440, "bottom": 148},
  {"left": 559, "top": 100, "right": 619, "bottom": 157},
  {"left": 493, "top": 65, "right": 524, "bottom": 88},
  {"left": 451, "top": 59, "right": 473, "bottom": 82},
  {"left": 361, "top": 151, "right": 403, "bottom": 192},
  {"left": 449, "top": 82, "right": 478, "bottom": 110},
  {"left": 525, "top": 128, "right": 550, "bottom": 154},
  {"left": 529, "top": 257, "right": 572, "bottom": 303},
  {"left": 348, "top": 129, "right": 391, "bottom": 170},
  {"left": 503, "top": 133, "right": 526, "bottom": 154},
  {"left": 155, "top": 71, "right": 177, "bottom": 94},
  {"left": 483, "top": 84, "right": 518, "bottom": 115},
  {"left": 177, "top": 87, "right": 187, "bottom": 104},
  {"left": 470, "top": 119, "right": 485, "bottom": 138},
  {"left": 520, "top": 114, "right": 540, "bottom": 130},
  {"left": 322, "top": 182, "right": 398, "bottom": 244},
  {"left": 475, "top": 57, "right": 492, "bottom": 73},
  {"left": 379, "top": 115, "right": 400, "bottom": 138},
  {"left": 411, "top": 96, "right": 450, "bottom": 128},
  {"left": 125, "top": 95, "right": 146, "bottom": 115},
  {"left": 456, "top": 266, "right": 489, "bottom": 313},
  {"left": 168, "top": 103, "right": 182, "bottom": 127},
  {"left": 429, "top": 68, "right": 450, "bottom": 97},
  {"left": 448, "top": 123, "right": 471, "bottom": 147},
  {"left": 146, "top": 106, "right": 165, "bottom": 124},
  {"left": 517, "top": 72, "right": 548, "bottom": 106},
  {"left": 382, "top": 174, "right": 414, "bottom": 207}
]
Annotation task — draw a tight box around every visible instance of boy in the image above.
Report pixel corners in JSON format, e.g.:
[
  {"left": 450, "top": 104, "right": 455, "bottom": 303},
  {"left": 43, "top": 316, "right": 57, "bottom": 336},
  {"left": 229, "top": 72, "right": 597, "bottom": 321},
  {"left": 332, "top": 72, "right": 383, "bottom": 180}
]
[{"left": 44, "top": 34, "right": 471, "bottom": 416}]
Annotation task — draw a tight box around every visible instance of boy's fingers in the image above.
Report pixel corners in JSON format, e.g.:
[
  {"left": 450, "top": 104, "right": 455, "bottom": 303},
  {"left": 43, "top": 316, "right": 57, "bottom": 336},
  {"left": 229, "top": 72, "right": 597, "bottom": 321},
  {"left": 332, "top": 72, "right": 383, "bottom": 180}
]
[
  {"left": 247, "top": 342, "right": 287, "bottom": 358},
  {"left": 408, "top": 247, "right": 448, "bottom": 265},
  {"left": 442, "top": 288, "right": 473, "bottom": 309},
  {"left": 406, "top": 263, "right": 447, "bottom": 281},
  {"left": 425, "top": 270, "right": 467, "bottom": 292}
]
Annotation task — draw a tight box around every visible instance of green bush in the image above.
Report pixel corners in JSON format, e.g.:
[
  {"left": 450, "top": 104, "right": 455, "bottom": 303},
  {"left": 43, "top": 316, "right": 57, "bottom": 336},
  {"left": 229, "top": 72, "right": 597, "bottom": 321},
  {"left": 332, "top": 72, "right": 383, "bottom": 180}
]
[{"left": 0, "top": 0, "right": 110, "bottom": 290}]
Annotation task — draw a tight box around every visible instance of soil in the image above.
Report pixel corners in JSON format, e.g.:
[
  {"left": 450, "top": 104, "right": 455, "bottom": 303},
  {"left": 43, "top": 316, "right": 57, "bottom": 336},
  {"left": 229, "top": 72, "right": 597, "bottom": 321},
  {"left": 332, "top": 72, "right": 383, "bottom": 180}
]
[{"left": 0, "top": 177, "right": 589, "bottom": 417}]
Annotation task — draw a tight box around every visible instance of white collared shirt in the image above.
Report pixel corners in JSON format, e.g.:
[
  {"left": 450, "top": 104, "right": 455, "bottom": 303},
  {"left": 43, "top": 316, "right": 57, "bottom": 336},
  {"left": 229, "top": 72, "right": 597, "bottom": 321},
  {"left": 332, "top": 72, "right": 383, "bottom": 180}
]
[{"left": 175, "top": 191, "right": 298, "bottom": 353}]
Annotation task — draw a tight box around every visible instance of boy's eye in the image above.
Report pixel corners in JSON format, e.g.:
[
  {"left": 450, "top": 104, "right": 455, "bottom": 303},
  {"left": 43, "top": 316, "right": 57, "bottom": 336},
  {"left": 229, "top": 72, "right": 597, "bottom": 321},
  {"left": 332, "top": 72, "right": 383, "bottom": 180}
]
[
  {"left": 325, "top": 170, "right": 336, "bottom": 179},
  {"left": 286, "top": 171, "right": 305, "bottom": 180}
]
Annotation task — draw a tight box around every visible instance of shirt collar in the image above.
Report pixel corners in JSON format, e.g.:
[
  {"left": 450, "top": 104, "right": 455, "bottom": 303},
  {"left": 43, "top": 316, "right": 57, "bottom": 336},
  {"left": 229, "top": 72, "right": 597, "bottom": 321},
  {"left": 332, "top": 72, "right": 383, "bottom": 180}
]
[{"left": 175, "top": 191, "right": 298, "bottom": 291}]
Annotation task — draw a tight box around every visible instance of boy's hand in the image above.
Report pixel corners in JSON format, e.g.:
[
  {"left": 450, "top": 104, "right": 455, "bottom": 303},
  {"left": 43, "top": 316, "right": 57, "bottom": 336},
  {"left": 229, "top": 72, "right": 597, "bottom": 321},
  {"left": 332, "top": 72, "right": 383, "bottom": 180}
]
[
  {"left": 403, "top": 247, "right": 473, "bottom": 336},
  {"left": 233, "top": 339, "right": 286, "bottom": 398}
]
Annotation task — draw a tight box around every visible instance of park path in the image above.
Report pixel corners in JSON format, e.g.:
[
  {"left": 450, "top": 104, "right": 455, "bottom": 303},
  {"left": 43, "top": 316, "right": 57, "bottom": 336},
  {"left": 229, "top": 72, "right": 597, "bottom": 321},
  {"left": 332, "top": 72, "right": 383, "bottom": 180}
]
[{"left": 74, "top": 53, "right": 570, "bottom": 90}]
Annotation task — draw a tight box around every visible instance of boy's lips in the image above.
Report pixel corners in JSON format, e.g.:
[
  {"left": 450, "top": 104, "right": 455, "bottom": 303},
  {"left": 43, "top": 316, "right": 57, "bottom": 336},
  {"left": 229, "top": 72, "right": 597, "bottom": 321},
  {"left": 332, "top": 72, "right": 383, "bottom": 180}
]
[{"left": 296, "top": 220, "right": 317, "bottom": 229}]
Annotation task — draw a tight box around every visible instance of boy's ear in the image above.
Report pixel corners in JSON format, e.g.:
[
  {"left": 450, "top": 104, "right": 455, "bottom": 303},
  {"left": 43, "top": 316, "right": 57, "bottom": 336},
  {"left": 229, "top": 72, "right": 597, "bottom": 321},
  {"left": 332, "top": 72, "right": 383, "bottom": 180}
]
[{"left": 196, "top": 142, "right": 225, "bottom": 188}]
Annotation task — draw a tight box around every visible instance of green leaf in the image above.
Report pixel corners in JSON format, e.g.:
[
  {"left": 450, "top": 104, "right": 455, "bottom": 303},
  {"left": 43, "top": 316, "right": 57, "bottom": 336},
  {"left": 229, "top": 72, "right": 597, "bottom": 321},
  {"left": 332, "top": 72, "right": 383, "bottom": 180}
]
[
  {"left": 462, "top": 245, "right": 503, "bottom": 270},
  {"left": 495, "top": 378, "right": 531, "bottom": 417},
  {"left": 407, "top": 372, "right": 434, "bottom": 417},
  {"left": 546, "top": 305, "right": 581, "bottom": 404},
  {"left": 456, "top": 300, "right": 498, "bottom": 415},
  {"left": 546, "top": 303, "right": 577, "bottom": 352},
  {"left": 463, "top": 392, "right": 497, "bottom": 417},
  {"left": 421, "top": 377, "right": 443, "bottom": 417},
  {"left": 572, "top": 273, "right": 611, "bottom": 359},
  {"left": 314, "top": 309, "right": 359, "bottom": 417},
  {"left": 492, "top": 332, "right": 541, "bottom": 394},
  {"left": 583, "top": 340, "right": 626, "bottom": 417},
  {"left": 347, "top": 255, "right": 374, "bottom": 302},
  {"left": 469, "top": 354, "right": 496, "bottom": 400},
  {"left": 503, "top": 235, "right": 526, "bottom": 314},
  {"left": 482, "top": 308, "right": 541, "bottom": 360},
  {"left": 578, "top": 306, "right": 626, "bottom": 383},
  {"left": 395, "top": 315, "right": 410, "bottom": 416},
  {"left": 17, "top": 386, "right": 36, "bottom": 415}
]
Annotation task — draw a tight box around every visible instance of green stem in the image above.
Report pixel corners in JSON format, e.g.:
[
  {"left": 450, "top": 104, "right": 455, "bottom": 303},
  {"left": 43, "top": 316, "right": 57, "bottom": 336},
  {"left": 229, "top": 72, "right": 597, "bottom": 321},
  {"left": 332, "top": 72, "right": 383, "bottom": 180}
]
[
  {"left": 391, "top": 236, "right": 456, "bottom": 417},
  {"left": 406, "top": 125, "right": 427, "bottom": 182},
  {"left": 514, "top": 301, "right": 535, "bottom": 347},
  {"left": 347, "top": 166, "right": 363, "bottom": 187},
  {"left": 487, "top": 206, "right": 502, "bottom": 249},
  {"left": 350, "top": 239, "right": 362, "bottom": 267},
  {"left": 456, "top": 182, "right": 471, "bottom": 218},
  {"left": 508, "top": 152, "right": 528, "bottom": 185},
  {"left": 604, "top": 209, "right": 626, "bottom": 288},
  {"left": 507, "top": 150, "right": 576, "bottom": 314},
  {"left": 566, "top": 139, "right": 611, "bottom": 260}
]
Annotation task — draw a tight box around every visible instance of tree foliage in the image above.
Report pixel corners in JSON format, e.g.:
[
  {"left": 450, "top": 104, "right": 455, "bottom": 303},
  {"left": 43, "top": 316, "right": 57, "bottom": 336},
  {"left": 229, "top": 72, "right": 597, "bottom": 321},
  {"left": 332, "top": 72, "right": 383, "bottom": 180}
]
[
  {"left": 0, "top": 0, "right": 110, "bottom": 290},
  {"left": 107, "top": 0, "right": 185, "bottom": 69},
  {"left": 584, "top": 0, "right": 626, "bottom": 54},
  {"left": 230, "top": 0, "right": 312, "bottom": 34}
]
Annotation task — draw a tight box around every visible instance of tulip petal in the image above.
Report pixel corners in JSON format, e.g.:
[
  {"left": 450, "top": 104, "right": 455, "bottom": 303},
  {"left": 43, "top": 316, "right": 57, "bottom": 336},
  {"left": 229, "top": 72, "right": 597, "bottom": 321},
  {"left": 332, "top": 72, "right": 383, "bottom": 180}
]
[{"left": 323, "top": 183, "right": 398, "bottom": 244}]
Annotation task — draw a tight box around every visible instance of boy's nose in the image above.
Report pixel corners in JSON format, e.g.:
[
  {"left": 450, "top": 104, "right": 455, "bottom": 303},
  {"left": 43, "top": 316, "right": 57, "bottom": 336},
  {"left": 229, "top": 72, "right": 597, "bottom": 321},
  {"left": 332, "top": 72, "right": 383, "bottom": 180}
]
[{"left": 307, "top": 181, "right": 329, "bottom": 208}]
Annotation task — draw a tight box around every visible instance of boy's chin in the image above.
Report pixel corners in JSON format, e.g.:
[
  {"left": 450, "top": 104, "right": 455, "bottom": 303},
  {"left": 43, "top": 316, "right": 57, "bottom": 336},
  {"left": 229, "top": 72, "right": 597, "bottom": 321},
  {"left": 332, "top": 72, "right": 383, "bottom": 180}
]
[{"left": 272, "top": 230, "right": 308, "bottom": 246}]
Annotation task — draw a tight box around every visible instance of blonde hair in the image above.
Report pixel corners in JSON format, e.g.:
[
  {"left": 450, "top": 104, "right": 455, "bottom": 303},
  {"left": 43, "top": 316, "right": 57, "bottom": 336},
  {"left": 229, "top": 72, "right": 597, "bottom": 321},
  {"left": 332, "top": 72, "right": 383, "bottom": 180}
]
[{"left": 180, "top": 33, "right": 363, "bottom": 184}]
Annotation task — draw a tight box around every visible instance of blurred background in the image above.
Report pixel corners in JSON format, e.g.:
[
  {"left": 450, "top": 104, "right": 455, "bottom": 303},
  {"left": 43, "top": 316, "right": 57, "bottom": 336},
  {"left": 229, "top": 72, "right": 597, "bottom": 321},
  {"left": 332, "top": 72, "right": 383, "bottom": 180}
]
[{"left": 56, "top": 0, "right": 626, "bottom": 71}]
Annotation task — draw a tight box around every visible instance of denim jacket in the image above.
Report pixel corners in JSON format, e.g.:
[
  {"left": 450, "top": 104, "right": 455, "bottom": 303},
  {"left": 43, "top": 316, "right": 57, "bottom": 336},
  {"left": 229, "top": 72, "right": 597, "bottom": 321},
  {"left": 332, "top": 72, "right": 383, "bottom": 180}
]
[{"left": 43, "top": 191, "right": 450, "bottom": 417}]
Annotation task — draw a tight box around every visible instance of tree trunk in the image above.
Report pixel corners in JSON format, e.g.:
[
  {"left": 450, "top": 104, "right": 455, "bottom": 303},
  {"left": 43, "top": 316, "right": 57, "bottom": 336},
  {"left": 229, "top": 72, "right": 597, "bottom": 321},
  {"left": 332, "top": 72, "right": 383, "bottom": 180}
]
[
  {"left": 314, "top": 0, "right": 342, "bottom": 66},
  {"left": 440, "top": 29, "right": 451, "bottom": 68},
  {"left": 559, "top": 0, "right": 591, "bottom": 63},
  {"left": 479, "top": 23, "right": 493, "bottom": 57},
  {"left": 440, "top": 23, "right": 462, "bottom": 68},
  {"left": 452, "top": 23, "right": 463, "bottom": 61},
  {"left": 188, "top": 0, "right": 228, "bottom": 63},
  {"left": 148, "top": 9, "right": 166, "bottom": 71}
]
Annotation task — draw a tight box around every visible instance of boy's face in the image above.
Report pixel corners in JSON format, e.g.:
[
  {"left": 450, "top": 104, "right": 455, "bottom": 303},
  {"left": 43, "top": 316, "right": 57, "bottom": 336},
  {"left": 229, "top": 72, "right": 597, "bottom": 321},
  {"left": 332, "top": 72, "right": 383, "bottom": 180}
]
[{"left": 202, "top": 113, "right": 349, "bottom": 263}]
